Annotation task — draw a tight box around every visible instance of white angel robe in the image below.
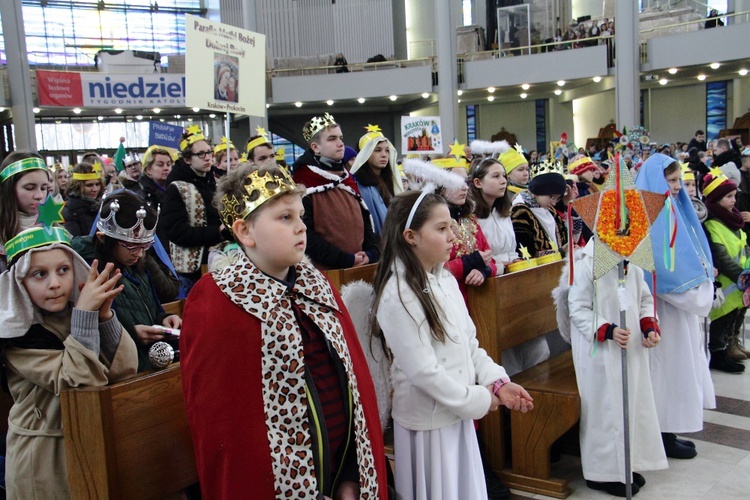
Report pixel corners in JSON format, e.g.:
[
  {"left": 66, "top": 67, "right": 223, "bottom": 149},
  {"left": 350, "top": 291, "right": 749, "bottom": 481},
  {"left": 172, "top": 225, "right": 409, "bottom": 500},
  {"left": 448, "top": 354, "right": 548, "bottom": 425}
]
[
  {"left": 649, "top": 283, "right": 716, "bottom": 433},
  {"left": 569, "top": 242, "right": 668, "bottom": 482}
]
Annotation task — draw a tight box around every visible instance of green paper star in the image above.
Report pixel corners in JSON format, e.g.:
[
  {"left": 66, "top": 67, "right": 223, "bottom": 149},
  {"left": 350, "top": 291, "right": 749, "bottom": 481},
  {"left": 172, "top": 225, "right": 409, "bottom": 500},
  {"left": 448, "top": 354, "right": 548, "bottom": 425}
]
[{"left": 36, "top": 194, "right": 65, "bottom": 231}]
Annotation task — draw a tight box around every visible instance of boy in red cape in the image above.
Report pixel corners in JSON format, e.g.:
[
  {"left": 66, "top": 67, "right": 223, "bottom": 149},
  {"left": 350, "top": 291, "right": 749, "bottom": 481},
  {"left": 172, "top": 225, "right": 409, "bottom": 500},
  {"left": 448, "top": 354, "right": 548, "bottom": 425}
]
[{"left": 180, "top": 164, "right": 387, "bottom": 499}]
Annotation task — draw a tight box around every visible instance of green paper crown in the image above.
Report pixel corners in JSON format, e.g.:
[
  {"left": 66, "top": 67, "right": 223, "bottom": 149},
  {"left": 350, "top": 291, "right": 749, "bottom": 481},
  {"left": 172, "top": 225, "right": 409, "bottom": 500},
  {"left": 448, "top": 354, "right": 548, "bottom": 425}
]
[
  {"left": 5, "top": 227, "right": 71, "bottom": 264},
  {"left": 0, "top": 157, "right": 47, "bottom": 183}
]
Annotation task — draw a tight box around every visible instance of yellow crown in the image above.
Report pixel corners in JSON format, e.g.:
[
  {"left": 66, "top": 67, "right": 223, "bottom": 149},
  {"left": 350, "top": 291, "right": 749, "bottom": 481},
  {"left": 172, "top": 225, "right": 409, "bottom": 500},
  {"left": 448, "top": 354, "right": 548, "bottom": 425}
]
[
  {"left": 213, "top": 137, "right": 236, "bottom": 155},
  {"left": 219, "top": 168, "right": 298, "bottom": 233},
  {"left": 303, "top": 113, "right": 337, "bottom": 143},
  {"left": 180, "top": 125, "right": 206, "bottom": 151},
  {"left": 531, "top": 158, "right": 564, "bottom": 179}
]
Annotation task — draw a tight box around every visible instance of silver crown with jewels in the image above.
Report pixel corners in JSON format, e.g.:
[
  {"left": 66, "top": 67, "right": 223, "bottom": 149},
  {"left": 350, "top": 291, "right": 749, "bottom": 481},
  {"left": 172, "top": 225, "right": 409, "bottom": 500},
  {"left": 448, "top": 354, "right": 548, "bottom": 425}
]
[{"left": 96, "top": 198, "right": 159, "bottom": 243}]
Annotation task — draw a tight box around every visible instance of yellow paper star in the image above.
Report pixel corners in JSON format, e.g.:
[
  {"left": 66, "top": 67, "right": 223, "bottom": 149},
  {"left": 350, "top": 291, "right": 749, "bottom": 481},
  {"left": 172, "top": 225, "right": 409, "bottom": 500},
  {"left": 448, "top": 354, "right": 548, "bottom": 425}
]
[
  {"left": 256, "top": 126, "right": 267, "bottom": 137},
  {"left": 448, "top": 139, "right": 467, "bottom": 160},
  {"left": 519, "top": 245, "right": 532, "bottom": 260},
  {"left": 365, "top": 124, "right": 382, "bottom": 134},
  {"left": 514, "top": 143, "right": 525, "bottom": 155},
  {"left": 709, "top": 166, "right": 724, "bottom": 178},
  {"left": 92, "top": 161, "right": 102, "bottom": 175},
  {"left": 187, "top": 124, "right": 203, "bottom": 136}
]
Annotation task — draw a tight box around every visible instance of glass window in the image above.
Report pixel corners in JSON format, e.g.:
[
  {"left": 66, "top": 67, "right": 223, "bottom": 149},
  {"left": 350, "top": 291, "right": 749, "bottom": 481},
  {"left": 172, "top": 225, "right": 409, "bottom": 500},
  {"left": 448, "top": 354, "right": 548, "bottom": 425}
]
[{"left": 0, "top": 1, "right": 201, "bottom": 67}]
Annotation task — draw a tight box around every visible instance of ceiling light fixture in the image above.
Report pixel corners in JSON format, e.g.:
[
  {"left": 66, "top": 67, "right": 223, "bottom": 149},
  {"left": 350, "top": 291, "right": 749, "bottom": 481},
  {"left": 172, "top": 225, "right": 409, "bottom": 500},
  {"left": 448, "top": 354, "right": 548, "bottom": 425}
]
[
  {"left": 357, "top": 97, "right": 366, "bottom": 104},
  {"left": 697, "top": 74, "right": 707, "bottom": 81},
  {"left": 659, "top": 78, "right": 668, "bottom": 85},
  {"left": 557, "top": 80, "right": 566, "bottom": 86},
  {"left": 668, "top": 68, "right": 678, "bottom": 75},
  {"left": 153, "top": 108, "right": 161, "bottom": 114},
  {"left": 487, "top": 96, "right": 495, "bottom": 102},
  {"left": 554, "top": 89, "right": 562, "bottom": 96},
  {"left": 520, "top": 93, "right": 527, "bottom": 99},
  {"left": 326, "top": 100, "right": 334, "bottom": 105},
  {"left": 33, "top": 107, "right": 41, "bottom": 114},
  {"left": 422, "top": 92, "right": 430, "bottom": 98},
  {"left": 487, "top": 87, "right": 495, "bottom": 93},
  {"left": 294, "top": 101, "right": 303, "bottom": 107},
  {"left": 457, "top": 90, "right": 463, "bottom": 96},
  {"left": 192, "top": 107, "right": 200, "bottom": 112},
  {"left": 710, "top": 62, "right": 720, "bottom": 69},
  {"left": 389, "top": 95, "right": 398, "bottom": 101},
  {"left": 521, "top": 83, "right": 530, "bottom": 90},
  {"left": 72, "top": 108, "right": 81, "bottom": 114},
  {"left": 114, "top": 108, "right": 123, "bottom": 114},
  {"left": 739, "top": 69, "right": 749, "bottom": 76},
  {"left": 593, "top": 76, "right": 602, "bottom": 83}
]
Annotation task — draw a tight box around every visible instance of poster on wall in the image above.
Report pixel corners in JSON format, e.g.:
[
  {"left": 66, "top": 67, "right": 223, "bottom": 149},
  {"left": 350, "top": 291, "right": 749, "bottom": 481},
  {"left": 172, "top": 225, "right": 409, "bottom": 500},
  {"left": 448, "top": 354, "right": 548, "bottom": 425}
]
[
  {"left": 401, "top": 116, "right": 443, "bottom": 154},
  {"left": 185, "top": 14, "right": 266, "bottom": 117}
]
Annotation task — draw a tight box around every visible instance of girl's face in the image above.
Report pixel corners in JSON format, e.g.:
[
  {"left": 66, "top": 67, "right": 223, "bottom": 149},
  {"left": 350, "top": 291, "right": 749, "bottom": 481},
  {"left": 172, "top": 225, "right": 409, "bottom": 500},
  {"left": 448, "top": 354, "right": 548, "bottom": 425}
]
[
  {"left": 684, "top": 179, "right": 697, "bottom": 197},
  {"left": 56, "top": 170, "right": 69, "bottom": 189},
  {"left": 15, "top": 170, "right": 50, "bottom": 215},
  {"left": 22, "top": 249, "right": 74, "bottom": 313},
  {"left": 473, "top": 163, "right": 507, "bottom": 202},
  {"left": 719, "top": 190, "right": 737, "bottom": 211},
  {"left": 408, "top": 203, "right": 455, "bottom": 271},
  {"left": 82, "top": 180, "right": 102, "bottom": 199},
  {"left": 229, "top": 149, "right": 240, "bottom": 170},
  {"left": 148, "top": 154, "right": 173, "bottom": 183},
  {"left": 534, "top": 193, "right": 562, "bottom": 209},
  {"left": 368, "top": 141, "right": 390, "bottom": 171},
  {"left": 186, "top": 140, "right": 213, "bottom": 175},
  {"left": 664, "top": 169, "right": 682, "bottom": 197},
  {"left": 443, "top": 168, "right": 468, "bottom": 206},
  {"left": 507, "top": 164, "right": 530, "bottom": 185}
]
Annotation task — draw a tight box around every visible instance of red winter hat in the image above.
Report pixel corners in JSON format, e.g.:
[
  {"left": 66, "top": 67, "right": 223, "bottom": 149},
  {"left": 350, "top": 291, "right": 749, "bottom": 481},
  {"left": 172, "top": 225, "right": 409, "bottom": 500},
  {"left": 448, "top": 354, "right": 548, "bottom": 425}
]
[
  {"left": 703, "top": 169, "right": 737, "bottom": 204},
  {"left": 568, "top": 155, "right": 598, "bottom": 176}
]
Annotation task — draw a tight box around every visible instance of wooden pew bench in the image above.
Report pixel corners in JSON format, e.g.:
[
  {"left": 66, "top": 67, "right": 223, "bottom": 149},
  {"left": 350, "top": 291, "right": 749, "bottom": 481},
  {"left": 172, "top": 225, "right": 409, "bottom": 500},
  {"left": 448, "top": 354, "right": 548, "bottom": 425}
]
[{"left": 468, "top": 260, "right": 579, "bottom": 499}]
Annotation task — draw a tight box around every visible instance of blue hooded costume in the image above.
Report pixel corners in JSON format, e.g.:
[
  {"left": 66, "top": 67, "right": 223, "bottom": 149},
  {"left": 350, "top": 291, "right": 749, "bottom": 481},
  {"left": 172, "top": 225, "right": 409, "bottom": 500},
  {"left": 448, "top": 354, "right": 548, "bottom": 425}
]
[{"left": 635, "top": 153, "right": 712, "bottom": 293}]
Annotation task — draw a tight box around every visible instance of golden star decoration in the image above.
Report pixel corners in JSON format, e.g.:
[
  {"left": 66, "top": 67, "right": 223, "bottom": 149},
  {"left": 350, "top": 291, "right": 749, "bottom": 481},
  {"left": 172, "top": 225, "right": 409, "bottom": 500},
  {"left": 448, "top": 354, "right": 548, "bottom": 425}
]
[
  {"left": 365, "top": 124, "right": 382, "bottom": 134},
  {"left": 514, "top": 143, "right": 525, "bottom": 155},
  {"left": 570, "top": 162, "right": 666, "bottom": 279},
  {"left": 256, "top": 126, "right": 267, "bottom": 137},
  {"left": 448, "top": 140, "right": 467, "bottom": 160}
]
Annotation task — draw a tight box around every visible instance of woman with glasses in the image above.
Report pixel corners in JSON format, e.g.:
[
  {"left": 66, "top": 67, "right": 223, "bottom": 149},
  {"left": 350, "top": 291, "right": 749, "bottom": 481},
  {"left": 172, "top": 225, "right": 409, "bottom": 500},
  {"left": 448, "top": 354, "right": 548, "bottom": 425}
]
[
  {"left": 161, "top": 126, "right": 228, "bottom": 295},
  {"left": 72, "top": 191, "right": 181, "bottom": 371}
]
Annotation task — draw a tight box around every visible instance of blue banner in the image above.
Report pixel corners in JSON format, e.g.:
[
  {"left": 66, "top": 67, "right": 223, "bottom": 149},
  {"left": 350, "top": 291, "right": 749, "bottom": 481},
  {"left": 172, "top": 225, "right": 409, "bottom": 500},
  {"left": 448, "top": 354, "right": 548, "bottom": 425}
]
[{"left": 148, "top": 121, "right": 183, "bottom": 149}]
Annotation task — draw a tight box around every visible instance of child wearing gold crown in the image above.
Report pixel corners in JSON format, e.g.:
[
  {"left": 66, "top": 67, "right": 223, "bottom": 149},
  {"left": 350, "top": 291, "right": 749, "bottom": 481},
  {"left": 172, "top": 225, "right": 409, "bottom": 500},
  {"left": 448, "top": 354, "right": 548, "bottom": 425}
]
[
  {"left": 180, "top": 165, "right": 388, "bottom": 499},
  {"left": 72, "top": 191, "right": 181, "bottom": 371},
  {"left": 511, "top": 160, "right": 568, "bottom": 258},
  {"left": 0, "top": 225, "right": 137, "bottom": 497},
  {"left": 292, "top": 113, "right": 380, "bottom": 270},
  {"left": 62, "top": 161, "right": 104, "bottom": 237}
]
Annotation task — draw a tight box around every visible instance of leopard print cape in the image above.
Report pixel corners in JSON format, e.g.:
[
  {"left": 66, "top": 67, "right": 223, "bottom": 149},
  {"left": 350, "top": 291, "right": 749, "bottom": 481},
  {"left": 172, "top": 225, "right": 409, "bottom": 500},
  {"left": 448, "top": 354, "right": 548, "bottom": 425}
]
[{"left": 212, "top": 253, "right": 380, "bottom": 498}]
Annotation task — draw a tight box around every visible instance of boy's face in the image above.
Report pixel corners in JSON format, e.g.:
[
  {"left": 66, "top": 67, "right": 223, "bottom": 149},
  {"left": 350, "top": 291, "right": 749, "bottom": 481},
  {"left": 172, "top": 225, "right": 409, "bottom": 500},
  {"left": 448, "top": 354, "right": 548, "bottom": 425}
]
[
  {"left": 22, "top": 249, "right": 75, "bottom": 313},
  {"left": 684, "top": 179, "right": 697, "bottom": 197},
  {"left": 311, "top": 126, "right": 344, "bottom": 161},
  {"left": 250, "top": 145, "right": 275, "bottom": 168},
  {"left": 239, "top": 195, "right": 307, "bottom": 280},
  {"left": 665, "top": 169, "right": 682, "bottom": 197}
]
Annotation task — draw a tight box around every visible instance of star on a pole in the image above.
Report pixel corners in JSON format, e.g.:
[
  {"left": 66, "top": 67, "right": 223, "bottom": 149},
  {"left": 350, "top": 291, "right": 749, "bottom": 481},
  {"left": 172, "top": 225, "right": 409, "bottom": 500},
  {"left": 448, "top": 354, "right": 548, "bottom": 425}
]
[
  {"left": 448, "top": 139, "right": 467, "bottom": 160},
  {"left": 36, "top": 194, "right": 65, "bottom": 232}
]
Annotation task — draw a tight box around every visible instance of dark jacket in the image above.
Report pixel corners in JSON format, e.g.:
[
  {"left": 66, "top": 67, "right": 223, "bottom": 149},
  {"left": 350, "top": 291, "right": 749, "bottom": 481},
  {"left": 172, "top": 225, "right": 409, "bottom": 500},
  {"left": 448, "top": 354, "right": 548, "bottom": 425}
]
[
  {"left": 62, "top": 193, "right": 100, "bottom": 237},
  {"left": 160, "top": 159, "right": 224, "bottom": 271},
  {"left": 687, "top": 138, "right": 707, "bottom": 152},
  {"left": 713, "top": 148, "right": 743, "bottom": 169},
  {"left": 139, "top": 175, "right": 170, "bottom": 248},
  {"left": 292, "top": 150, "right": 380, "bottom": 269},
  {"left": 72, "top": 236, "right": 179, "bottom": 371}
]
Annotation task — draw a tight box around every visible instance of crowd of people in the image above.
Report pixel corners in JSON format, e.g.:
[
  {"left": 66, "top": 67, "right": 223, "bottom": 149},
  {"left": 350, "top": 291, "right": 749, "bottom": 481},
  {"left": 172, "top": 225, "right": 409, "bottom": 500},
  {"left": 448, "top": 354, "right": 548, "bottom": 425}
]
[{"left": 0, "top": 114, "right": 748, "bottom": 498}]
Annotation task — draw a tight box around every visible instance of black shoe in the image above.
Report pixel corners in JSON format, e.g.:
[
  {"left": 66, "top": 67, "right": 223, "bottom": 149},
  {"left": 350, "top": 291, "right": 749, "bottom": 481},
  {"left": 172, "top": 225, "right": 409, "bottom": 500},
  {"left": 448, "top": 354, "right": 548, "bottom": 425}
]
[
  {"left": 663, "top": 432, "right": 698, "bottom": 459},
  {"left": 676, "top": 437, "right": 696, "bottom": 449},
  {"left": 633, "top": 472, "right": 646, "bottom": 488},
  {"left": 586, "top": 480, "right": 640, "bottom": 497},
  {"left": 710, "top": 352, "right": 746, "bottom": 373}
]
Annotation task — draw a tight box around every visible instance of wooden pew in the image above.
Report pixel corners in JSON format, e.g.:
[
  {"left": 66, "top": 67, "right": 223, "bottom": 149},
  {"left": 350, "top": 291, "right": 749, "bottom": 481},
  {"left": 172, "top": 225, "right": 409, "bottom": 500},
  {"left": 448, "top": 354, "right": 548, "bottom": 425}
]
[
  {"left": 162, "top": 299, "right": 185, "bottom": 317},
  {"left": 322, "top": 262, "right": 378, "bottom": 290},
  {"left": 61, "top": 364, "right": 197, "bottom": 499},
  {"left": 468, "top": 260, "right": 579, "bottom": 499}
]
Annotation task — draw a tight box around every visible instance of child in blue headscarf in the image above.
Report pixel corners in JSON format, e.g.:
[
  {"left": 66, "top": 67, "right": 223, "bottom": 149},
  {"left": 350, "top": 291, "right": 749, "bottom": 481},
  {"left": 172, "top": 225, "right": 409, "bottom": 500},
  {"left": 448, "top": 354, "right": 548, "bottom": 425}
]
[{"left": 634, "top": 153, "right": 716, "bottom": 459}]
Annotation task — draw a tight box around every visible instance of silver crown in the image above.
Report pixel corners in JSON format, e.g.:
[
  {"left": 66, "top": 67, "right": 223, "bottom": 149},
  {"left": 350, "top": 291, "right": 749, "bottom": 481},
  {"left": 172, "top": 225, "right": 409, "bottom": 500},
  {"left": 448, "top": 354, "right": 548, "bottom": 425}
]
[{"left": 97, "top": 199, "right": 159, "bottom": 243}]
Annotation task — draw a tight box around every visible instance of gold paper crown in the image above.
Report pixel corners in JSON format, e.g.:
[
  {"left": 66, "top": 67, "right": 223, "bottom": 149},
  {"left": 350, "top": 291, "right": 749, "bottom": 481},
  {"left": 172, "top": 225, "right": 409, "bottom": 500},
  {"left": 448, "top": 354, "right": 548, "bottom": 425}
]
[
  {"left": 681, "top": 163, "right": 695, "bottom": 182},
  {"left": 219, "top": 168, "right": 298, "bottom": 233},
  {"left": 213, "top": 137, "right": 236, "bottom": 155},
  {"left": 180, "top": 125, "right": 206, "bottom": 151},
  {"left": 72, "top": 161, "right": 103, "bottom": 181},
  {"left": 531, "top": 158, "right": 564, "bottom": 179},
  {"left": 303, "top": 113, "right": 337, "bottom": 143}
]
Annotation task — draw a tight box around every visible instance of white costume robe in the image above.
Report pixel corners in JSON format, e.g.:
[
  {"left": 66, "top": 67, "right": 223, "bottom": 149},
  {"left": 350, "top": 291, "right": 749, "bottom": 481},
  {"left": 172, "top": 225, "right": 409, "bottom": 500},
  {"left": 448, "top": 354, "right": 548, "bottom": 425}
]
[
  {"left": 649, "top": 283, "right": 716, "bottom": 433},
  {"left": 569, "top": 242, "right": 668, "bottom": 482},
  {"left": 479, "top": 208, "right": 549, "bottom": 376}
]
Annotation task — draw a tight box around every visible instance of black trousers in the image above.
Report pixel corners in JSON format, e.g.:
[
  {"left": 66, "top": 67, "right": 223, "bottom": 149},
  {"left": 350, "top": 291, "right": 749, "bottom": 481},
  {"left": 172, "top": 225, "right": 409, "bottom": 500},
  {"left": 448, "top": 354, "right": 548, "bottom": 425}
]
[{"left": 709, "top": 307, "right": 746, "bottom": 352}]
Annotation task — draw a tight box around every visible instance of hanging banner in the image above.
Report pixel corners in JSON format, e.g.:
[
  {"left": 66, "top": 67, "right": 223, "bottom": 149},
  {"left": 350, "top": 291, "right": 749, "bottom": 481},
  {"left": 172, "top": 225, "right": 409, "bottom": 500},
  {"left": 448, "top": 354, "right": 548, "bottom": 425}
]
[
  {"left": 148, "top": 121, "right": 183, "bottom": 149},
  {"left": 36, "top": 70, "right": 186, "bottom": 108},
  {"left": 185, "top": 14, "right": 266, "bottom": 117},
  {"left": 401, "top": 116, "right": 443, "bottom": 154}
]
